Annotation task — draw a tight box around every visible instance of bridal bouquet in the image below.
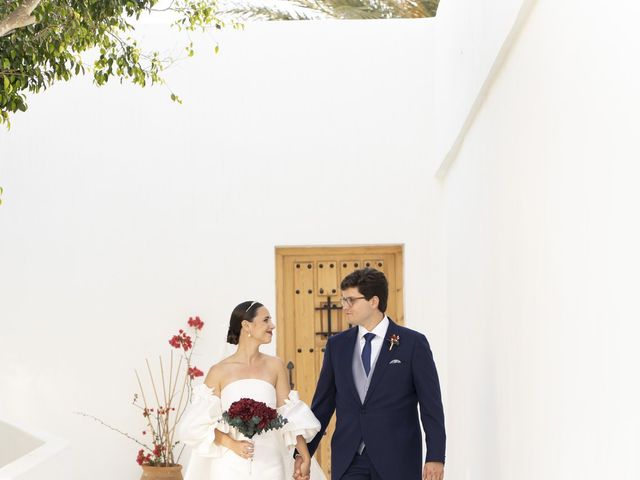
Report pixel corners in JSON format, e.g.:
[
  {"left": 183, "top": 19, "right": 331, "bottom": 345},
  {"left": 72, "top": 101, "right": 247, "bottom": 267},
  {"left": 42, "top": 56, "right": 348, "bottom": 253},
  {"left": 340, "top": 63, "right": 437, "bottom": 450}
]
[
  {"left": 222, "top": 398, "right": 288, "bottom": 439},
  {"left": 222, "top": 398, "right": 288, "bottom": 473}
]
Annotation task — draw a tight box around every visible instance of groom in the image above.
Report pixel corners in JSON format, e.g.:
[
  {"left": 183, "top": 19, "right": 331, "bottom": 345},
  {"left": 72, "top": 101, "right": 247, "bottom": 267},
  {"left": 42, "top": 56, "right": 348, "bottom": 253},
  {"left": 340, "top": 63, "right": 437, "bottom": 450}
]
[{"left": 297, "top": 268, "right": 446, "bottom": 480}]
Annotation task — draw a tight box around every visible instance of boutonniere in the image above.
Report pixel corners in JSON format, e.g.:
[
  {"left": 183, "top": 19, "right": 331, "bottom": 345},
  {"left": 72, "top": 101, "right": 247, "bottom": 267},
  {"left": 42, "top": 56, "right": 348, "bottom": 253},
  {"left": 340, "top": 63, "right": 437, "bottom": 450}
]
[{"left": 387, "top": 334, "right": 400, "bottom": 351}]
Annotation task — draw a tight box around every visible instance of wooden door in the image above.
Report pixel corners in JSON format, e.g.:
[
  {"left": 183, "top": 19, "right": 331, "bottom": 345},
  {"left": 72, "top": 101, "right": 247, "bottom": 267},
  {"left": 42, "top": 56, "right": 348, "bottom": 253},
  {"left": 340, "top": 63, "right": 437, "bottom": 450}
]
[{"left": 275, "top": 245, "right": 404, "bottom": 478}]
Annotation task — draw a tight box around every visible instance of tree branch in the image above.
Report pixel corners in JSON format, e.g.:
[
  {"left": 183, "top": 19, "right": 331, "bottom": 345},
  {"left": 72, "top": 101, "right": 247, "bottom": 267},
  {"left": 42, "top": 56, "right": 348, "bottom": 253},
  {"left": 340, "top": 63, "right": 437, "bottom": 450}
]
[{"left": 0, "top": 0, "right": 42, "bottom": 37}]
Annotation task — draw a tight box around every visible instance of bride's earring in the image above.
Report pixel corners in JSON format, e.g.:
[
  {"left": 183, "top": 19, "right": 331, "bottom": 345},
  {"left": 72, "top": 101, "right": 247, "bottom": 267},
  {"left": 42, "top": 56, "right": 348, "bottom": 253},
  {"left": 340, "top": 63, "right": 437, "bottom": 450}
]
[{"left": 248, "top": 331, "right": 251, "bottom": 338}]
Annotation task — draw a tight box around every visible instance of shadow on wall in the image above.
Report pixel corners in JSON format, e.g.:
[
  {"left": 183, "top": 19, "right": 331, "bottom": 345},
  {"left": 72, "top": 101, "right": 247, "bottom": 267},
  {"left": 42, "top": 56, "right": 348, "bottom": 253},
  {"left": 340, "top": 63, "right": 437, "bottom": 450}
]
[{"left": 0, "top": 419, "right": 67, "bottom": 480}]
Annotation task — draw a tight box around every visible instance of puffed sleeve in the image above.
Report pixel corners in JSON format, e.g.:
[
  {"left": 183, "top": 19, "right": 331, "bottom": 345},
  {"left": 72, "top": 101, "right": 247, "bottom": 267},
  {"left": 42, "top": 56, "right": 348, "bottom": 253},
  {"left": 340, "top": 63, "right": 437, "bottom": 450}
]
[
  {"left": 277, "top": 390, "right": 321, "bottom": 448},
  {"left": 177, "top": 384, "right": 230, "bottom": 458}
]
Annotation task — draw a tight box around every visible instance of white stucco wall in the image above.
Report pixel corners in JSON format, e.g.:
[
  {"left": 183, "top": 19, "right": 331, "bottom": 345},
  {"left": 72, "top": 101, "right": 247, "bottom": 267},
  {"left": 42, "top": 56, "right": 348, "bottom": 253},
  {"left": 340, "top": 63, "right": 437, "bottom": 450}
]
[
  {"left": 0, "top": 19, "right": 444, "bottom": 479},
  {"left": 3, "top": 0, "right": 637, "bottom": 478},
  {"left": 433, "top": 0, "right": 529, "bottom": 173},
  {"left": 441, "top": 1, "right": 640, "bottom": 479}
]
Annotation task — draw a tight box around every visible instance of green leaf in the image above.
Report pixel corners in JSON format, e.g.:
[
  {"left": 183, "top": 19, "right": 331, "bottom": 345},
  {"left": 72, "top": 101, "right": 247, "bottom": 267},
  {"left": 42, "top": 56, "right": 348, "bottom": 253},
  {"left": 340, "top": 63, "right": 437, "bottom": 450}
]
[{"left": 0, "top": 0, "right": 232, "bottom": 126}]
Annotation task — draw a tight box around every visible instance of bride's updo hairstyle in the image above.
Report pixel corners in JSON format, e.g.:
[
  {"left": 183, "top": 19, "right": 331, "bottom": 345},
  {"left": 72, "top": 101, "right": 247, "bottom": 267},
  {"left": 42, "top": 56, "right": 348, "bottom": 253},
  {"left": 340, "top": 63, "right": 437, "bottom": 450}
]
[{"left": 227, "top": 301, "right": 264, "bottom": 345}]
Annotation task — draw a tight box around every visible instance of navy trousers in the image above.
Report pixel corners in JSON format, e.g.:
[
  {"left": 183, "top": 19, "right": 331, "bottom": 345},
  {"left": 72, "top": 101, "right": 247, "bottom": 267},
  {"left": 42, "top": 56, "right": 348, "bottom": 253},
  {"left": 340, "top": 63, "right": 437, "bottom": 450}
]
[{"left": 340, "top": 450, "right": 383, "bottom": 480}]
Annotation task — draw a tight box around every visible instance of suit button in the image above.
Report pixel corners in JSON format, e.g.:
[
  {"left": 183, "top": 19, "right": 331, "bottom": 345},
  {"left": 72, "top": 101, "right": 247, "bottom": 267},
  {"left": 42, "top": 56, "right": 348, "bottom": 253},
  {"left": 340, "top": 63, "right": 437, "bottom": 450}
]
[{"left": 361, "top": 409, "right": 366, "bottom": 414}]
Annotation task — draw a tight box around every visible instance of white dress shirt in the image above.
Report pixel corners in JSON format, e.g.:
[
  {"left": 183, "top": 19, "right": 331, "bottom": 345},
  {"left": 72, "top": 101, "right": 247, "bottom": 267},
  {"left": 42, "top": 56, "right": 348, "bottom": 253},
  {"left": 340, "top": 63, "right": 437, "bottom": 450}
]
[{"left": 357, "top": 316, "right": 390, "bottom": 374}]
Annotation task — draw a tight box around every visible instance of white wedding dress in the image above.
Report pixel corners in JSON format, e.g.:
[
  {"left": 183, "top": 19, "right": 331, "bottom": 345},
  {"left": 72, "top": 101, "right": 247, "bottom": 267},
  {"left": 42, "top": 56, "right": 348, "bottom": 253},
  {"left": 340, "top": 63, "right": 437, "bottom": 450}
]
[{"left": 178, "top": 378, "right": 326, "bottom": 480}]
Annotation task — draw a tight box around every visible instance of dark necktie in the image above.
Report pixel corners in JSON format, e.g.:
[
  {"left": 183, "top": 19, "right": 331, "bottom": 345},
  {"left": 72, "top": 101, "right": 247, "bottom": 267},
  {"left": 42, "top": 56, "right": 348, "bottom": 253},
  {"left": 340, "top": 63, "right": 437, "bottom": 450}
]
[{"left": 361, "top": 333, "right": 376, "bottom": 376}]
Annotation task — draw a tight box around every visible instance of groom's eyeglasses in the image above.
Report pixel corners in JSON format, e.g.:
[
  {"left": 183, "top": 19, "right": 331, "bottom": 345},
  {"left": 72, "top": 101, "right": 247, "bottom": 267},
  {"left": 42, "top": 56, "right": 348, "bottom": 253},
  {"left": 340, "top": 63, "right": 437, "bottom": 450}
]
[{"left": 340, "top": 296, "right": 366, "bottom": 307}]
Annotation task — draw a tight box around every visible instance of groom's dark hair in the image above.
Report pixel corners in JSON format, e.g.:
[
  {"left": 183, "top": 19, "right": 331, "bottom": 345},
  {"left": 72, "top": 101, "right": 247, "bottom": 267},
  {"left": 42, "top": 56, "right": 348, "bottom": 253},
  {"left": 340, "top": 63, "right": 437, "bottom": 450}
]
[{"left": 340, "top": 267, "right": 388, "bottom": 313}]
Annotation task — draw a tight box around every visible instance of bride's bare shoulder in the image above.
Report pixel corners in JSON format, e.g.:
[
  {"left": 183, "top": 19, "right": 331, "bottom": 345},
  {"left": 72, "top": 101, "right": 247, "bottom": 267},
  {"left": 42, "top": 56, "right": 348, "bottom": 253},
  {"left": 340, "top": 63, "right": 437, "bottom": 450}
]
[
  {"left": 204, "top": 359, "right": 234, "bottom": 388},
  {"left": 262, "top": 354, "right": 287, "bottom": 372}
]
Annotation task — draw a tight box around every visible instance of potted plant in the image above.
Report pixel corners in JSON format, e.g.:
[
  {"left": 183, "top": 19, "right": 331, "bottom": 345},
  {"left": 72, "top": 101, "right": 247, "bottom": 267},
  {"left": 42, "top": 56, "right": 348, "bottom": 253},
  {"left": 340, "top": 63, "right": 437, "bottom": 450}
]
[{"left": 78, "top": 316, "right": 205, "bottom": 480}]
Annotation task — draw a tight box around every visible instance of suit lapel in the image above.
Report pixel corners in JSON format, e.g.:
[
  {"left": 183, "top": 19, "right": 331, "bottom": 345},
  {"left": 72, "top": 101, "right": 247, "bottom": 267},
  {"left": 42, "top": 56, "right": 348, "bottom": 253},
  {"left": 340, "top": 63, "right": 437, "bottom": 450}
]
[
  {"left": 363, "top": 319, "right": 398, "bottom": 405},
  {"left": 339, "top": 327, "right": 362, "bottom": 405}
]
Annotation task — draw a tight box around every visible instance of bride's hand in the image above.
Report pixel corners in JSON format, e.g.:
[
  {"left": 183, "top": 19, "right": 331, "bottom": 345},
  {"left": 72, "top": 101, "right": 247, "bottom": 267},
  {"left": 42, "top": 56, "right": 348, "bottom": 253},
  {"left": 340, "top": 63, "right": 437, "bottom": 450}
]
[
  {"left": 297, "top": 455, "right": 311, "bottom": 480},
  {"left": 229, "top": 439, "right": 254, "bottom": 460}
]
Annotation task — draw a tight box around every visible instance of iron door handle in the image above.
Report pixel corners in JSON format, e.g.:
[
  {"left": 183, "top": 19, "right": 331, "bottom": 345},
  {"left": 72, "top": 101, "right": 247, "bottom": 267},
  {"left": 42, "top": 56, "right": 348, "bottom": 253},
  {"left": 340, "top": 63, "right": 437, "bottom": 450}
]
[{"left": 287, "top": 361, "right": 295, "bottom": 390}]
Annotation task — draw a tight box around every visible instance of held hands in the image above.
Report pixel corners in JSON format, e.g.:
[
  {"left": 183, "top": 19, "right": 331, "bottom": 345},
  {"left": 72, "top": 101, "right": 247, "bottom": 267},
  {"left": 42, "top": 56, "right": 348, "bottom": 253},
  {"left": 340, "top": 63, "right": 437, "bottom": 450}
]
[
  {"left": 423, "top": 461, "right": 444, "bottom": 480},
  {"left": 293, "top": 454, "right": 311, "bottom": 480},
  {"left": 230, "top": 439, "right": 254, "bottom": 460}
]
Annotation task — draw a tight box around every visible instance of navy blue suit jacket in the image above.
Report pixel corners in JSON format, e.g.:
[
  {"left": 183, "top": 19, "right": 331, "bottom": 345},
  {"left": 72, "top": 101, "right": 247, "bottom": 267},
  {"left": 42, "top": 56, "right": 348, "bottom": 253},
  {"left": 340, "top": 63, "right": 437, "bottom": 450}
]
[{"left": 308, "top": 319, "right": 446, "bottom": 480}]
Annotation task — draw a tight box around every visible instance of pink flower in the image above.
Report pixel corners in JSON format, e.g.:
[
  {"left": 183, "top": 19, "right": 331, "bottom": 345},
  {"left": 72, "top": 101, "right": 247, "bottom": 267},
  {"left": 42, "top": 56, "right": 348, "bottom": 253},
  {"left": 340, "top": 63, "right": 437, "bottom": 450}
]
[
  {"left": 188, "top": 366, "right": 204, "bottom": 379},
  {"left": 136, "top": 449, "right": 152, "bottom": 465},
  {"left": 188, "top": 316, "right": 204, "bottom": 330},
  {"left": 153, "top": 444, "right": 163, "bottom": 457},
  {"left": 169, "top": 331, "right": 193, "bottom": 351}
]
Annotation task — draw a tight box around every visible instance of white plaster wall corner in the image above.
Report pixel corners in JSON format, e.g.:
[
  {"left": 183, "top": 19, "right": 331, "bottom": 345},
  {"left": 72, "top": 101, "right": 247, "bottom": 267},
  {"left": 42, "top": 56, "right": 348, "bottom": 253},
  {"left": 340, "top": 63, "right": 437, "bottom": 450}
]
[
  {"left": 433, "top": 0, "right": 536, "bottom": 180},
  {"left": 0, "top": 419, "right": 68, "bottom": 480}
]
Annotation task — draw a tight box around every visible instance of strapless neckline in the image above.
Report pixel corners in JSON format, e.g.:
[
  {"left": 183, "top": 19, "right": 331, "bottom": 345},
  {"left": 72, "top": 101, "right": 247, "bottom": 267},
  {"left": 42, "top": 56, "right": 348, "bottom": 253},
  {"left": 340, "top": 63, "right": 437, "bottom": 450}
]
[{"left": 221, "top": 378, "right": 275, "bottom": 395}]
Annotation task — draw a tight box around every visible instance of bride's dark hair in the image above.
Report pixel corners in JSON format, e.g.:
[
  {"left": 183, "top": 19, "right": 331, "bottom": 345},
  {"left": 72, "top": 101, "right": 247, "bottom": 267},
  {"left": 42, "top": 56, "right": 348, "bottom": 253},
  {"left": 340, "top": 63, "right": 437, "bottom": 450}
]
[{"left": 227, "top": 301, "right": 264, "bottom": 345}]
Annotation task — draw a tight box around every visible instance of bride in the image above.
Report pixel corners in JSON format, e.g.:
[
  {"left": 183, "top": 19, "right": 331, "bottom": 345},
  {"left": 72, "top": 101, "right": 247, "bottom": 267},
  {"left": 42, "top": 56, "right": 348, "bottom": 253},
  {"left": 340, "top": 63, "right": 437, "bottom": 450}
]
[{"left": 178, "top": 301, "right": 325, "bottom": 480}]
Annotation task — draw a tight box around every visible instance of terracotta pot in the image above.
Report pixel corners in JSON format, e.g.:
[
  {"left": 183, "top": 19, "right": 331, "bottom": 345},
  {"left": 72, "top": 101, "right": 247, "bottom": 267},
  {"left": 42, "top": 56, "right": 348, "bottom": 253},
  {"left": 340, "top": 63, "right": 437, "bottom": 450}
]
[{"left": 140, "top": 464, "right": 183, "bottom": 480}]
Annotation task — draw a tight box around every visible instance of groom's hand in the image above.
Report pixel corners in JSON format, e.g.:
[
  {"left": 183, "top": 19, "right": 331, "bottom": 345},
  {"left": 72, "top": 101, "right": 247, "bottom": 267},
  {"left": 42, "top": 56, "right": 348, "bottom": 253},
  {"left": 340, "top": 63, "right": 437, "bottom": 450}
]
[{"left": 423, "top": 461, "right": 444, "bottom": 480}]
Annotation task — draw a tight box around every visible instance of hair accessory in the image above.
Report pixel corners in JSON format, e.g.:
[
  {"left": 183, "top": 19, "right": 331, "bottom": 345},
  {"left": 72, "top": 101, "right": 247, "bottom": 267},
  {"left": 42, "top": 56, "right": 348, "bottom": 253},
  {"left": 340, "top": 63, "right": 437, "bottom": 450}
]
[{"left": 245, "top": 301, "right": 258, "bottom": 313}]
